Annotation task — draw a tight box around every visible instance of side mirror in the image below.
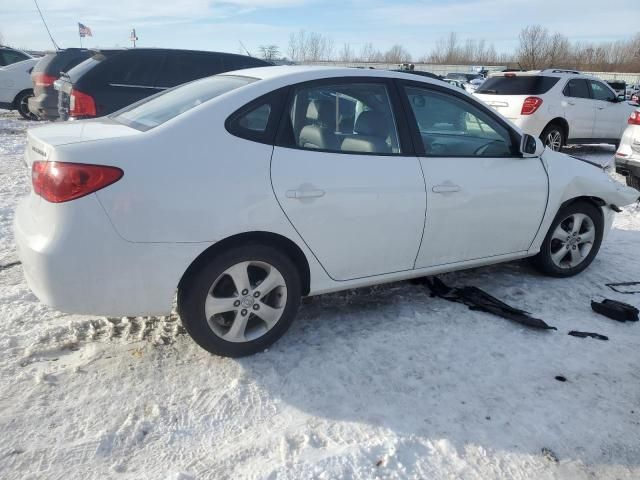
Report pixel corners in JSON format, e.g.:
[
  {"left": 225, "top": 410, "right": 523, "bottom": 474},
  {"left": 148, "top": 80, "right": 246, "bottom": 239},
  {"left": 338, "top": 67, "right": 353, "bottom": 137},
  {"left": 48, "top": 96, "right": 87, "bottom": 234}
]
[{"left": 521, "top": 134, "right": 544, "bottom": 157}]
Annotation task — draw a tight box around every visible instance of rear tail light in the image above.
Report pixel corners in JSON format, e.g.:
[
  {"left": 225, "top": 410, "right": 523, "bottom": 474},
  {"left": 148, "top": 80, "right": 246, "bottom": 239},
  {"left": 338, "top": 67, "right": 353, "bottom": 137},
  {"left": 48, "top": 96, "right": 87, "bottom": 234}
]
[
  {"left": 33, "top": 73, "right": 57, "bottom": 87},
  {"left": 32, "top": 161, "right": 123, "bottom": 203},
  {"left": 521, "top": 96, "right": 543, "bottom": 115},
  {"left": 69, "top": 89, "right": 97, "bottom": 117},
  {"left": 628, "top": 111, "right": 640, "bottom": 125}
]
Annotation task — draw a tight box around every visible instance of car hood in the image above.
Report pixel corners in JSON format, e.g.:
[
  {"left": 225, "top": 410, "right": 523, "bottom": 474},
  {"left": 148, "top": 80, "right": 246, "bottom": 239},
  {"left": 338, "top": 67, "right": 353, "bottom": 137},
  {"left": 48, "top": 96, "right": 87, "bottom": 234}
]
[
  {"left": 27, "top": 118, "right": 139, "bottom": 148},
  {"left": 543, "top": 148, "right": 639, "bottom": 208}
]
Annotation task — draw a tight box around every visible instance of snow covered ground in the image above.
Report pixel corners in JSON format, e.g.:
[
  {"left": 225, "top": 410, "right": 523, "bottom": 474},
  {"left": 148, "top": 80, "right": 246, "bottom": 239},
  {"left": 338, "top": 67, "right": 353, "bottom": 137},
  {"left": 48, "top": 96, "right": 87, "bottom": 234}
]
[{"left": 1, "top": 110, "right": 639, "bottom": 480}]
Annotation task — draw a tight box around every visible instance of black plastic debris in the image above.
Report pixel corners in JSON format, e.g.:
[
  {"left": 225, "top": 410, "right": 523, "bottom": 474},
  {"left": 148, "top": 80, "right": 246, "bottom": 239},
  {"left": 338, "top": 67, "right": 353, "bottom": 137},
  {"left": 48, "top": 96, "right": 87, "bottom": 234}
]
[
  {"left": 606, "top": 281, "right": 640, "bottom": 295},
  {"left": 591, "top": 299, "right": 639, "bottom": 322},
  {"left": 0, "top": 260, "right": 21, "bottom": 272},
  {"left": 542, "top": 447, "right": 560, "bottom": 463},
  {"left": 425, "top": 277, "right": 557, "bottom": 330},
  {"left": 554, "top": 376, "right": 567, "bottom": 382},
  {"left": 568, "top": 330, "right": 609, "bottom": 341}
]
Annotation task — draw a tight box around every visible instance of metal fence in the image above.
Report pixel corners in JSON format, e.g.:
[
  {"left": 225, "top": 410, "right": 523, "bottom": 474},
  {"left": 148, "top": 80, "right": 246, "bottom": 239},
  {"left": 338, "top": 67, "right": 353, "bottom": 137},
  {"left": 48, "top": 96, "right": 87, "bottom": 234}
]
[{"left": 304, "top": 61, "right": 640, "bottom": 85}]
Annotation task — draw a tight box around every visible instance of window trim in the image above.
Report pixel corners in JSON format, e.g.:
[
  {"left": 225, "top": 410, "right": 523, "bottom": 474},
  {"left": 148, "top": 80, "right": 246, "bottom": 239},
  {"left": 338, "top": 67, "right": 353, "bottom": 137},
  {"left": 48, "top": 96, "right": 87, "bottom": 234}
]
[
  {"left": 225, "top": 86, "right": 289, "bottom": 145},
  {"left": 273, "top": 76, "right": 416, "bottom": 157},
  {"left": 397, "top": 79, "right": 523, "bottom": 158}
]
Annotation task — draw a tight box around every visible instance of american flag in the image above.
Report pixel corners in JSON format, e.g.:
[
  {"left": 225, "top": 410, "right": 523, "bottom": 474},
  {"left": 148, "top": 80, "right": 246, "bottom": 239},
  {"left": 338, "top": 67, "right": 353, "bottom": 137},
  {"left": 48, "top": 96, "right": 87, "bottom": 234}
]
[{"left": 78, "top": 23, "right": 93, "bottom": 38}]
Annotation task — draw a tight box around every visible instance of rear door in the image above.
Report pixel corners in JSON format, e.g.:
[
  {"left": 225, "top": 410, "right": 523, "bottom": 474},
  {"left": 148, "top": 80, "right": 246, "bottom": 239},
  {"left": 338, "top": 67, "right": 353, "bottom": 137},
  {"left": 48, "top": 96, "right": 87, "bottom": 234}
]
[
  {"left": 270, "top": 78, "right": 426, "bottom": 281},
  {"left": 98, "top": 50, "right": 165, "bottom": 114},
  {"left": 402, "top": 81, "right": 548, "bottom": 267},
  {"left": 562, "top": 79, "right": 595, "bottom": 139}
]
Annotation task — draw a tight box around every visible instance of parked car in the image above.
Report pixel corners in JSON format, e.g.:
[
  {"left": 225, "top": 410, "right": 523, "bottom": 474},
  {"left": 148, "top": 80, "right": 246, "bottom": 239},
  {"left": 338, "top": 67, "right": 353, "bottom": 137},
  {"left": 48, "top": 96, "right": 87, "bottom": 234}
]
[
  {"left": 28, "top": 48, "right": 93, "bottom": 120},
  {"left": 446, "top": 72, "right": 484, "bottom": 83},
  {"left": 55, "top": 48, "right": 270, "bottom": 120},
  {"left": 615, "top": 109, "right": 640, "bottom": 190},
  {"left": 15, "top": 66, "right": 639, "bottom": 357},
  {"left": 474, "top": 69, "right": 635, "bottom": 151},
  {"left": 443, "top": 78, "right": 466, "bottom": 90},
  {"left": 391, "top": 69, "right": 443, "bottom": 81},
  {"left": 606, "top": 80, "right": 626, "bottom": 99},
  {"left": 0, "top": 46, "right": 38, "bottom": 119},
  {"left": 0, "top": 45, "right": 32, "bottom": 66}
]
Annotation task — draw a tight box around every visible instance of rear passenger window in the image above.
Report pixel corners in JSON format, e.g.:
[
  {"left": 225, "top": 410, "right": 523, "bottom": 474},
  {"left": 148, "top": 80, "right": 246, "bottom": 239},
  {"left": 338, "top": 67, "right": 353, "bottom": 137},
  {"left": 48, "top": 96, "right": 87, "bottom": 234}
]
[
  {"left": 238, "top": 104, "right": 271, "bottom": 132},
  {"left": 282, "top": 83, "right": 401, "bottom": 154},
  {"left": 563, "top": 79, "right": 590, "bottom": 99},
  {"left": 156, "top": 52, "right": 224, "bottom": 88},
  {"left": 107, "top": 51, "right": 164, "bottom": 86}
]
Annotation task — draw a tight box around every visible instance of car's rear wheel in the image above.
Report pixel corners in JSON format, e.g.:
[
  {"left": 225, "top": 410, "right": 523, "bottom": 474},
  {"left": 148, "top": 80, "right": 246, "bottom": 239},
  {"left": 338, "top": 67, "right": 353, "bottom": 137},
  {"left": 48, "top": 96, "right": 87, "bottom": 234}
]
[
  {"left": 540, "top": 124, "right": 565, "bottom": 152},
  {"left": 14, "top": 90, "right": 37, "bottom": 120},
  {"left": 626, "top": 174, "right": 640, "bottom": 190},
  {"left": 178, "top": 245, "right": 301, "bottom": 357},
  {"left": 530, "top": 201, "right": 604, "bottom": 277}
]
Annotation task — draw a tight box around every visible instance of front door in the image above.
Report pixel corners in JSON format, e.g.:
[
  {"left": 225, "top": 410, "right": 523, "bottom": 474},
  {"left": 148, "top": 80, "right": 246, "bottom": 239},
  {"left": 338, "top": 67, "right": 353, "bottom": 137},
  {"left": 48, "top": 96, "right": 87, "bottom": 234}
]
[
  {"left": 400, "top": 83, "right": 549, "bottom": 268},
  {"left": 270, "top": 79, "right": 426, "bottom": 281},
  {"left": 589, "top": 79, "right": 632, "bottom": 140}
]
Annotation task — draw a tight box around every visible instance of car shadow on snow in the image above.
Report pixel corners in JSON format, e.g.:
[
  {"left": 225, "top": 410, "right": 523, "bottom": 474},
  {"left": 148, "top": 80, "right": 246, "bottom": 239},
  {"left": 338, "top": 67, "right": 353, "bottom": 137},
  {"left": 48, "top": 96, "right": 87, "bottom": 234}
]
[{"left": 235, "top": 222, "right": 640, "bottom": 468}]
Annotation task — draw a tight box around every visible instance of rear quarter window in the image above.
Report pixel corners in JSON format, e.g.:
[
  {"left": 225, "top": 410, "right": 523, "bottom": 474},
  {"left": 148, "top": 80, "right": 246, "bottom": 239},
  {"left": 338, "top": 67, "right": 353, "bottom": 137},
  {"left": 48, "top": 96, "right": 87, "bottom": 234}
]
[{"left": 476, "top": 76, "right": 559, "bottom": 95}]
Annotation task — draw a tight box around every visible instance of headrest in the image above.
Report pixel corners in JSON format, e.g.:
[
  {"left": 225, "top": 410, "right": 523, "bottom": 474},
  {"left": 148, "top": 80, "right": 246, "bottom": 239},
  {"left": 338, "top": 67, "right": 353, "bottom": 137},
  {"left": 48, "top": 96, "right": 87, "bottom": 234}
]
[
  {"left": 354, "top": 110, "right": 387, "bottom": 137},
  {"left": 305, "top": 99, "right": 335, "bottom": 127}
]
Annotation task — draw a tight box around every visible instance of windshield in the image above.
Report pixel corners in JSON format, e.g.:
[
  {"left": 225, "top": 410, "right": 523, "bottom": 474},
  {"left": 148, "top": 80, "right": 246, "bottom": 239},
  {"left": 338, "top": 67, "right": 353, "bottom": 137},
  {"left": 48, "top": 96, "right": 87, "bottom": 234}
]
[
  {"left": 113, "top": 75, "right": 256, "bottom": 131},
  {"left": 476, "top": 76, "right": 560, "bottom": 95}
]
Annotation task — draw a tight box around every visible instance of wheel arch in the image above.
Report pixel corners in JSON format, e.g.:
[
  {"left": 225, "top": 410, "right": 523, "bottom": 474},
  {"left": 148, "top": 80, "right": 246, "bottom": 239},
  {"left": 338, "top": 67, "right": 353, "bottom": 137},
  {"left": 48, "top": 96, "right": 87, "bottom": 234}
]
[
  {"left": 12, "top": 88, "right": 33, "bottom": 108},
  {"left": 544, "top": 117, "right": 570, "bottom": 139},
  {"left": 178, "top": 231, "right": 311, "bottom": 296},
  {"left": 559, "top": 195, "right": 606, "bottom": 218}
]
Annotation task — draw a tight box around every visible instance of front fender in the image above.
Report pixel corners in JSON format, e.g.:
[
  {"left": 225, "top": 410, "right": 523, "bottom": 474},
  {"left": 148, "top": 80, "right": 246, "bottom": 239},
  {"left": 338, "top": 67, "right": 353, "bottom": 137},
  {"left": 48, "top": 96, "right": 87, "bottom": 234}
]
[{"left": 529, "top": 149, "right": 639, "bottom": 253}]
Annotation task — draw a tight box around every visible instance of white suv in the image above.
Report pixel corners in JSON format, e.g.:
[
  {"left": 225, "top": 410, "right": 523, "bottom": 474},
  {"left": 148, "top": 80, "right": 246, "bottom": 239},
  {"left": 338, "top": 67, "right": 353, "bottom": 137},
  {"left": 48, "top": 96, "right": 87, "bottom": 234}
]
[{"left": 474, "top": 70, "right": 635, "bottom": 151}]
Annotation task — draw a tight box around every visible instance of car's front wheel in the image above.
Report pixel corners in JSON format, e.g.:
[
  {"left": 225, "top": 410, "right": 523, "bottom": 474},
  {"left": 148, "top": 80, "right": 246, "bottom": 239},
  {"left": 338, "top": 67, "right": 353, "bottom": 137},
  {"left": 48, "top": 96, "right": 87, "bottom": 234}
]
[
  {"left": 178, "top": 245, "right": 301, "bottom": 357},
  {"left": 14, "top": 90, "right": 37, "bottom": 120},
  {"left": 530, "top": 201, "right": 604, "bottom": 277},
  {"left": 540, "top": 124, "right": 565, "bottom": 152}
]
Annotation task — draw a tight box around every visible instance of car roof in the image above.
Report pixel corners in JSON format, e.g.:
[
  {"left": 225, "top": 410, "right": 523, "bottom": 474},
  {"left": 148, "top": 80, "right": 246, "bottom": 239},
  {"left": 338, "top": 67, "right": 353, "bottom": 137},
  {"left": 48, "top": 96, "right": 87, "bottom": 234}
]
[
  {"left": 220, "top": 65, "right": 451, "bottom": 88},
  {"left": 487, "top": 69, "right": 592, "bottom": 79}
]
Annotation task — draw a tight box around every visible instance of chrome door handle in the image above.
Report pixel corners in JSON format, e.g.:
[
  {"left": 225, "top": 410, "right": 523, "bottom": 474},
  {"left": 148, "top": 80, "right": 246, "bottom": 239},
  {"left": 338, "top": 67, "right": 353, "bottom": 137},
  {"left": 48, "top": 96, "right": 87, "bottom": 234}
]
[
  {"left": 432, "top": 184, "right": 461, "bottom": 193},
  {"left": 597, "top": 106, "right": 606, "bottom": 110},
  {"left": 567, "top": 101, "right": 575, "bottom": 106},
  {"left": 285, "top": 189, "right": 325, "bottom": 199}
]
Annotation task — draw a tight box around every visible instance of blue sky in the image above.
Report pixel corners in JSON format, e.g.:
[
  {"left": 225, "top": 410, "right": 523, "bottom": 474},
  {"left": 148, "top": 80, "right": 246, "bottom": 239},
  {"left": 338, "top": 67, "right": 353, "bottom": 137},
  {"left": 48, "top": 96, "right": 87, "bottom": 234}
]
[{"left": 1, "top": 0, "right": 637, "bottom": 59}]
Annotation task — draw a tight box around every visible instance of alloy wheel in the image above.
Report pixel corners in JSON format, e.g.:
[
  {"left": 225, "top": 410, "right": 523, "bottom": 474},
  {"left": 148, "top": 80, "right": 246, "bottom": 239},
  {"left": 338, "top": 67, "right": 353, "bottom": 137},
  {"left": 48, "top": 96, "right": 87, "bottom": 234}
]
[
  {"left": 204, "top": 260, "right": 287, "bottom": 343},
  {"left": 544, "top": 130, "right": 562, "bottom": 151},
  {"left": 549, "top": 213, "right": 596, "bottom": 269},
  {"left": 18, "top": 93, "right": 37, "bottom": 120}
]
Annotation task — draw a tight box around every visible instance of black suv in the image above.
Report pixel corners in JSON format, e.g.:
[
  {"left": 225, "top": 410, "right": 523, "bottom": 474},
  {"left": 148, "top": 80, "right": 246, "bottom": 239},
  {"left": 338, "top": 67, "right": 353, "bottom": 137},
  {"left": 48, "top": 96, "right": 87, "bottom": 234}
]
[
  {"left": 28, "top": 48, "right": 93, "bottom": 119},
  {"left": 55, "top": 48, "right": 270, "bottom": 119}
]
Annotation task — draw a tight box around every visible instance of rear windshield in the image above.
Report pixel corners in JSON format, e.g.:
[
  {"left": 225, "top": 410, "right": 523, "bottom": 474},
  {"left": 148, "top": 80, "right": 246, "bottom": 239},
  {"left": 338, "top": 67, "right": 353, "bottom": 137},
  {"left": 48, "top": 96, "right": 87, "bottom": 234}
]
[
  {"left": 33, "top": 50, "right": 93, "bottom": 76},
  {"left": 476, "top": 76, "right": 560, "bottom": 95},
  {"left": 66, "top": 56, "right": 103, "bottom": 82},
  {"left": 607, "top": 82, "right": 625, "bottom": 90},
  {"left": 113, "top": 75, "right": 256, "bottom": 131}
]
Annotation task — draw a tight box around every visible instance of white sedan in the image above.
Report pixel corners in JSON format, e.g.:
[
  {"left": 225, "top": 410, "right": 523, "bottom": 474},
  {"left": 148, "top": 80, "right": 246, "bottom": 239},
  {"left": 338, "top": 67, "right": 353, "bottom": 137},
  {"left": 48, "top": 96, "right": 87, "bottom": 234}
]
[{"left": 14, "top": 66, "right": 640, "bottom": 356}]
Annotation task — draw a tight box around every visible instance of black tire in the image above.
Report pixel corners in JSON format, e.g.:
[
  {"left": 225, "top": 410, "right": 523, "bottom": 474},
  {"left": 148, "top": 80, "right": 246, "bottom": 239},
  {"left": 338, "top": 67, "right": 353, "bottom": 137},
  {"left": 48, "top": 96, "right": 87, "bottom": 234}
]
[
  {"left": 626, "top": 174, "right": 640, "bottom": 190},
  {"left": 178, "top": 245, "right": 301, "bottom": 357},
  {"left": 14, "top": 90, "right": 37, "bottom": 120},
  {"left": 540, "top": 123, "right": 565, "bottom": 152},
  {"left": 530, "top": 200, "right": 604, "bottom": 277}
]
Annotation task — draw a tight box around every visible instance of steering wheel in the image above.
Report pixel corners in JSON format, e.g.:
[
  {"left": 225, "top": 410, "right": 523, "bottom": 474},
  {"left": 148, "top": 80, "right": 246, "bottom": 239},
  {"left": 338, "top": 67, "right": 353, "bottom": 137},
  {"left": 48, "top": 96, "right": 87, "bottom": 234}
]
[{"left": 473, "top": 139, "right": 503, "bottom": 156}]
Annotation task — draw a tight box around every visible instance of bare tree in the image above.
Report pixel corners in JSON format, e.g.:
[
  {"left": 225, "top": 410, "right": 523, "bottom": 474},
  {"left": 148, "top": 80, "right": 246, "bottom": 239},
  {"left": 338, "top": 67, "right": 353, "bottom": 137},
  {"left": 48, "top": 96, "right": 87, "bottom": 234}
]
[
  {"left": 258, "top": 45, "right": 280, "bottom": 62},
  {"left": 358, "top": 42, "right": 382, "bottom": 62},
  {"left": 384, "top": 44, "right": 412, "bottom": 63},
  {"left": 287, "top": 30, "right": 334, "bottom": 62},
  {"left": 517, "top": 25, "right": 550, "bottom": 69},
  {"left": 340, "top": 43, "right": 353, "bottom": 62}
]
